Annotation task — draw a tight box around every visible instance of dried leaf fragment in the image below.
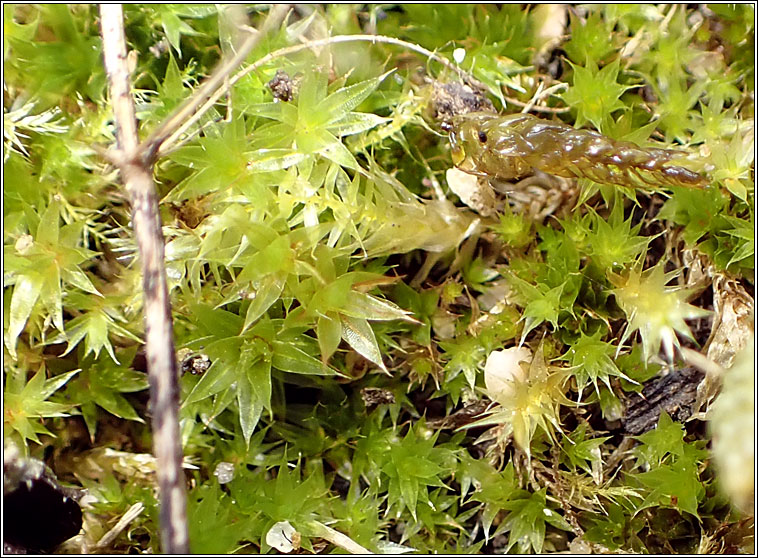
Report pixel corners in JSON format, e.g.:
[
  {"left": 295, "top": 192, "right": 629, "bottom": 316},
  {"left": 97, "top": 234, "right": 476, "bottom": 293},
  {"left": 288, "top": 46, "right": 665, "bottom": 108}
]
[{"left": 446, "top": 167, "right": 497, "bottom": 216}]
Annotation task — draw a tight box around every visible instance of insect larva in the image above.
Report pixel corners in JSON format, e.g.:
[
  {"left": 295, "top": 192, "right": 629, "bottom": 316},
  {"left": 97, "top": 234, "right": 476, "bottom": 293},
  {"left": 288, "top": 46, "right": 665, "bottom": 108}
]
[{"left": 447, "top": 112, "right": 706, "bottom": 189}]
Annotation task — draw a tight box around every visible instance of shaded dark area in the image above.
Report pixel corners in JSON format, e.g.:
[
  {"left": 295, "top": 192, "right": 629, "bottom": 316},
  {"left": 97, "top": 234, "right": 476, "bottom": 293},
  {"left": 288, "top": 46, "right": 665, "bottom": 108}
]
[
  {"left": 621, "top": 366, "right": 706, "bottom": 436},
  {"left": 3, "top": 447, "right": 83, "bottom": 554}
]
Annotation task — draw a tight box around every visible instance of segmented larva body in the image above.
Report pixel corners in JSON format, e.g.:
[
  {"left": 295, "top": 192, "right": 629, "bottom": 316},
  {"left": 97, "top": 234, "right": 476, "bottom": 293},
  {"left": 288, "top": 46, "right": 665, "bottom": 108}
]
[{"left": 448, "top": 112, "right": 706, "bottom": 189}]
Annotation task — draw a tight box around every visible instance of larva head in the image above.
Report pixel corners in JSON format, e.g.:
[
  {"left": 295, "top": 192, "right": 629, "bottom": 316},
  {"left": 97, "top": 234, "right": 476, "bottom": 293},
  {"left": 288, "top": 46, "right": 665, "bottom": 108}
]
[{"left": 448, "top": 112, "right": 499, "bottom": 173}]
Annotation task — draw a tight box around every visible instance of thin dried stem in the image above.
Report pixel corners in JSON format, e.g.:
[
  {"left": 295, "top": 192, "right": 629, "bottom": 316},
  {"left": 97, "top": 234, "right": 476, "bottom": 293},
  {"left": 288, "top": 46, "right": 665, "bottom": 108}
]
[
  {"left": 506, "top": 94, "right": 571, "bottom": 114},
  {"left": 520, "top": 82, "right": 569, "bottom": 114},
  {"left": 94, "top": 503, "right": 145, "bottom": 551},
  {"left": 99, "top": 4, "right": 188, "bottom": 553},
  {"left": 99, "top": 7, "right": 291, "bottom": 551},
  {"left": 143, "top": 4, "right": 290, "bottom": 161},
  {"left": 157, "top": 33, "right": 491, "bottom": 157},
  {"left": 306, "top": 520, "right": 373, "bottom": 554}
]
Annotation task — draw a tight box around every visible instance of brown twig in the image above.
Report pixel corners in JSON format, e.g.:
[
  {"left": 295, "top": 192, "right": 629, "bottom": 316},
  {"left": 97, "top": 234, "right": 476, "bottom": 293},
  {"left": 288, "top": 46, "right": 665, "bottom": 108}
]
[
  {"left": 98, "top": 9, "right": 553, "bottom": 552},
  {"left": 99, "top": 5, "right": 188, "bottom": 553},
  {"left": 99, "top": 6, "right": 290, "bottom": 551}
]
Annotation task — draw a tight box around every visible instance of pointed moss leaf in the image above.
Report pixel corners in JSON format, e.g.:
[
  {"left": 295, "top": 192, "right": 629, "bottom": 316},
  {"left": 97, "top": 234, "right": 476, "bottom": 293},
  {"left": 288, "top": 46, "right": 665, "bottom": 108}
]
[
  {"left": 183, "top": 335, "right": 246, "bottom": 406},
  {"left": 6, "top": 271, "right": 44, "bottom": 358},
  {"left": 316, "top": 313, "right": 342, "bottom": 365},
  {"left": 63, "top": 362, "right": 148, "bottom": 431},
  {"left": 168, "top": 5, "right": 218, "bottom": 17},
  {"left": 188, "top": 304, "right": 243, "bottom": 339},
  {"left": 4, "top": 367, "right": 78, "bottom": 445},
  {"left": 245, "top": 101, "right": 288, "bottom": 121},
  {"left": 165, "top": 167, "right": 217, "bottom": 201},
  {"left": 242, "top": 274, "right": 286, "bottom": 332},
  {"left": 500, "top": 489, "right": 566, "bottom": 553},
  {"left": 309, "top": 275, "right": 353, "bottom": 316},
  {"left": 238, "top": 236, "right": 294, "bottom": 283},
  {"left": 36, "top": 198, "right": 60, "bottom": 245},
  {"left": 59, "top": 310, "right": 141, "bottom": 363},
  {"left": 564, "top": 10, "right": 616, "bottom": 65},
  {"left": 40, "top": 264, "right": 63, "bottom": 331},
  {"left": 80, "top": 402, "right": 98, "bottom": 442},
  {"left": 340, "top": 315, "right": 387, "bottom": 373},
  {"left": 380, "top": 424, "right": 456, "bottom": 520},
  {"left": 326, "top": 112, "right": 389, "bottom": 137},
  {"left": 272, "top": 340, "right": 335, "bottom": 375},
  {"left": 633, "top": 443, "right": 707, "bottom": 519},
  {"left": 399, "top": 476, "right": 419, "bottom": 520},
  {"left": 565, "top": 330, "right": 635, "bottom": 396},
  {"left": 184, "top": 357, "right": 238, "bottom": 406},
  {"left": 562, "top": 424, "right": 612, "bottom": 477},
  {"left": 101, "top": 361, "right": 148, "bottom": 393},
  {"left": 284, "top": 7, "right": 319, "bottom": 40},
  {"left": 39, "top": 368, "right": 80, "bottom": 399},
  {"left": 188, "top": 484, "right": 252, "bottom": 554},
  {"left": 160, "top": 9, "right": 202, "bottom": 57},
  {"left": 298, "top": 68, "right": 329, "bottom": 120},
  {"left": 340, "top": 291, "right": 417, "bottom": 323},
  {"left": 727, "top": 237, "right": 754, "bottom": 267},
  {"left": 209, "top": 386, "right": 237, "bottom": 424},
  {"left": 247, "top": 149, "right": 309, "bottom": 172},
  {"left": 158, "top": 53, "right": 187, "bottom": 101},
  {"left": 237, "top": 355, "right": 271, "bottom": 446},
  {"left": 239, "top": 222, "right": 280, "bottom": 249},
  {"left": 633, "top": 411, "right": 685, "bottom": 466},
  {"left": 295, "top": 126, "right": 354, "bottom": 165},
  {"left": 317, "top": 69, "right": 394, "bottom": 117},
  {"left": 544, "top": 507, "right": 574, "bottom": 533},
  {"left": 311, "top": 243, "right": 340, "bottom": 282},
  {"left": 611, "top": 264, "right": 710, "bottom": 362},
  {"left": 562, "top": 59, "right": 632, "bottom": 130},
  {"left": 724, "top": 216, "right": 754, "bottom": 267},
  {"left": 92, "top": 388, "right": 145, "bottom": 424},
  {"left": 61, "top": 267, "right": 101, "bottom": 296},
  {"left": 467, "top": 460, "right": 521, "bottom": 540},
  {"left": 519, "top": 283, "right": 564, "bottom": 344},
  {"left": 318, "top": 136, "right": 357, "bottom": 169},
  {"left": 3, "top": 5, "right": 38, "bottom": 51},
  {"left": 166, "top": 144, "right": 205, "bottom": 168}
]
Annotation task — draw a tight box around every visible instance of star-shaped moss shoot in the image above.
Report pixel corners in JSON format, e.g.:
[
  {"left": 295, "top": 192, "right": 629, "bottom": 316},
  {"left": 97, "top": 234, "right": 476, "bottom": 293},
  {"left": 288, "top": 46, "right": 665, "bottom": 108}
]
[{"left": 610, "top": 263, "right": 710, "bottom": 363}]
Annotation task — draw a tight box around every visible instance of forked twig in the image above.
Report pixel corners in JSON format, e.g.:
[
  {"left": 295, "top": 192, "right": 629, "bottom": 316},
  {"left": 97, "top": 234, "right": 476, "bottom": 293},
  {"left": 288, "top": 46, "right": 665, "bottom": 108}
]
[
  {"left": 97, "top": 8, "right": 537, "bottom": 553},
  {"left": 99, "top": 5, "right": 188, "bottom": 552},
  {"left": 98, "top": 4, "right": 287, "bottom": 553}
]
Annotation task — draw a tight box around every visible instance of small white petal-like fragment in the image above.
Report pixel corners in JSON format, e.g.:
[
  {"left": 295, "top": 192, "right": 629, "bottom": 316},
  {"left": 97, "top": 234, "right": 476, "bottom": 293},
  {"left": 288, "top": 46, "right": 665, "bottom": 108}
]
[
  {"left": 484, "top": 347, "right": 532, "bottom": 401},
  {"left": 266, "top": 521, "right": 298, "bottom": 553},
  {"left": 213, "top": 461, "right": 235, "bottom": 484},
  {"left": 14, "top": 234, "right": 33, "bottom": 254},
  {"left": 453, "top": 47, "right": 466, "bottom": 64}
]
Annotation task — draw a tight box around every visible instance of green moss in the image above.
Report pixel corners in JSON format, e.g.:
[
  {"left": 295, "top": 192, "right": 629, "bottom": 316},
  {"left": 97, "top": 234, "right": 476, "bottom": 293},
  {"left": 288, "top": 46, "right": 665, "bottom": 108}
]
[{"left": 3, "top": 4, "right": 753, "bottom": 554}]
